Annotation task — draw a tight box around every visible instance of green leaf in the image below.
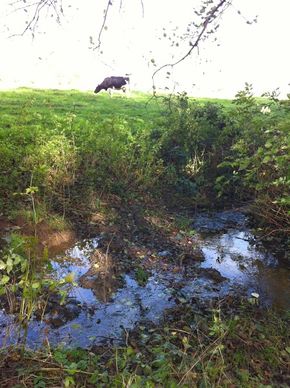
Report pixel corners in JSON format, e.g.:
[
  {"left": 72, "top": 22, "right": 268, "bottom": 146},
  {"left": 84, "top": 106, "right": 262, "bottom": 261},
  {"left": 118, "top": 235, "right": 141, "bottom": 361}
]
[
  {"left": 262, "top": 155, "right": 271, "bottom": 163},
  {"left": 0, "top": 275, "right": 10, "bottom": 285},
  {"left": 59, "top": 290, "right": 67, "bottom": 305},
  {"left": 6, "top": 257, "right": 13, "bottom": 274},
  {"left": 77, "top": 359, "right": 88, "bottom": 370},
  {"left": 0, "top": 260, "right": 6, "bottom": 270},
  {"left": 65, "top": 273, "right": 75, "bottom": 283},
  {"left": 64, "top": 376, "right": 75, "bottom": 387},
  {"left": 13, "top": 254, "right": 22, "bottom": 266},
  {"left": 68, "top": 362, "right": 78, "bottom": 375},
  {"left": 71, "top": 323, "right": 81, "bottom": 330},
  {"left": 32, "top": 282, "right": 41, "bottom": 289},
  {"left": 21, "top": 260, "right": 28, "bottom": 273}
]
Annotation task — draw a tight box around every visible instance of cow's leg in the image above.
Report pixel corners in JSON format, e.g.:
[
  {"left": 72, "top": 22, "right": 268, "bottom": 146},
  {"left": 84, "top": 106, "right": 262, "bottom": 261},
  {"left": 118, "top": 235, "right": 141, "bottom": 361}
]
[
  {"left": 108, "top": 88, "right": 113, "bottom": 97},
  {"left": 121, "top": 86, "right": 129, "bottom": 97}
]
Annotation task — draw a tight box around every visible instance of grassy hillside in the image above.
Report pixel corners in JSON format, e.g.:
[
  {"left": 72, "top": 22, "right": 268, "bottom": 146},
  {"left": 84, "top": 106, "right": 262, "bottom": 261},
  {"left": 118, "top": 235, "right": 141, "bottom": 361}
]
[
  {"left": 0, "top": 88, "right": 232, "bottom": 213},
  {"left": 0, "top": 87, "right": 172, "bottom": 125},
  {"left": 0, "top": 87, "right": 232, "bottom": 118}
]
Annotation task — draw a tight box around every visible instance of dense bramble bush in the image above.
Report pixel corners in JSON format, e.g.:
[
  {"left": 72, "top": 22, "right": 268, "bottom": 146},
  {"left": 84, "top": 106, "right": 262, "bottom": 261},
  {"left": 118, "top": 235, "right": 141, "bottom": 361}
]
[{"left": 157, "top": 86, "right": 289, "bottom": 232}]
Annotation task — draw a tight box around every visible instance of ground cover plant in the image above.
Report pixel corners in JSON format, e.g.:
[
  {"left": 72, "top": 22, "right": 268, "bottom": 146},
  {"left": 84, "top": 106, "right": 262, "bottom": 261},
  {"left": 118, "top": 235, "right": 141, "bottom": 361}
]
[
  {"left": 0, "top": 86, "right": 289, "bottom": 387},
  {"left": 0, "top": 302, "right": 289, "bottom": 387}
]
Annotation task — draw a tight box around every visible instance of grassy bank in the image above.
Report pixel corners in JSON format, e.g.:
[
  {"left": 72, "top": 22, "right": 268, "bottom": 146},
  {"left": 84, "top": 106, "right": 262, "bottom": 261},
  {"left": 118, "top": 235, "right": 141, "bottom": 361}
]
[{"left": 1, "top": 87, "right": 289, "bottom": 225}]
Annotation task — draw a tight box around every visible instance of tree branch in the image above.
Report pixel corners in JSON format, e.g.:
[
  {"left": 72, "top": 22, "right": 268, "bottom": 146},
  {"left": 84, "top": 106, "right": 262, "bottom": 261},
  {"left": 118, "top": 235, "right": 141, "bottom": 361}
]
[
  {"left": 8, "top": 0, "right": 63, "bottom": 38},
  {"left": 152, "top": 0, "right": 232, "bottom": 89},
  {"left": 140, "top": 0, "right": 144, "bottom": 17},
  {"left": 93, "top": 0, "right": 112, "bottom": 50}
]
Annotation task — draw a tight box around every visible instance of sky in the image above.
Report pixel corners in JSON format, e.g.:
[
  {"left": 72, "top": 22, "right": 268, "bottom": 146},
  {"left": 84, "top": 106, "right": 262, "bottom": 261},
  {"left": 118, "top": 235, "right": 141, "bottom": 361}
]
[{"left": 0, "top": 0, "right": 289, "bottom": 98}]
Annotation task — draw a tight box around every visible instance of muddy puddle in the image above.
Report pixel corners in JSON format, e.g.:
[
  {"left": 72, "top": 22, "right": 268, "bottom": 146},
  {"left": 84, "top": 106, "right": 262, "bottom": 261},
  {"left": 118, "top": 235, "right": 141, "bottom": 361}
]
[{"left": 0, "top": 211, "right": 289, "bottom": 348}]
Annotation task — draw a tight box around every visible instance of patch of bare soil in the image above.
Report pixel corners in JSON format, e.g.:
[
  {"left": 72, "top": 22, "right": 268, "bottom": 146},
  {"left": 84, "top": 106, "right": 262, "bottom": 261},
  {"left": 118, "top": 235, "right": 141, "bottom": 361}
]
[
  {"left": 37, "top": 224, "right": 76, "bottom": 255},
  {"left": 0, "top": 216, "right": 76, "bottom": 256}
]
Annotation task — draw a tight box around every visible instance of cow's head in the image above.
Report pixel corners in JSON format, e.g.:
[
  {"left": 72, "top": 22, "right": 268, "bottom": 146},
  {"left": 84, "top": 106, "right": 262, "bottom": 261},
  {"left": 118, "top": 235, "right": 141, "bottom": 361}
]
[{"left": 94, "top": 85, "right": 102, "bottom": 94}]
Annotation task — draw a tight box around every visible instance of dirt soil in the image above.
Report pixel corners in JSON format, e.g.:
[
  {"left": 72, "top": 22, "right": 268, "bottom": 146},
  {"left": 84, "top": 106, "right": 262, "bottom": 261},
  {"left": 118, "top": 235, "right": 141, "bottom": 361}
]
[{"left": 0, "top": 215, "right": 76, "bottom": 256}]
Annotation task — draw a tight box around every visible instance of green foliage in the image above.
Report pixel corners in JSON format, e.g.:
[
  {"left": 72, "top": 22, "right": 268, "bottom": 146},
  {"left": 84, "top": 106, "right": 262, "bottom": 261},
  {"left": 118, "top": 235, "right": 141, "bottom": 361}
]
[
  {"left": 0, "top": 86, "right": 289, "bottom": 233},
  {"left": 215, "top": 84, "right": 290, "bottom": 230},
  {"left": 135, "top": 267, "right": 149, "bottom": 286},
  {"left": 0, "top": 234, "right": 43, "bottom": 321},
  {"left": 0, "top": 87, "right": 289, "bottom": 386},
  {"left": 0, "top": 89, "right": 165, "bottom": 213},
  {"left": 157, "top": 92, "right": 236, "bottom": 197},
  {"left": 153, "top": 86, "right": 289, "bottom": 231},
  {"left": 0, "top": 233, "right": 73, "bottom": 325},
  {"left": 73, "top": 115, "right": 163, "bottom": 197},
  {"left": 2, "top": 304, "right": 288, "bottom": 387}
]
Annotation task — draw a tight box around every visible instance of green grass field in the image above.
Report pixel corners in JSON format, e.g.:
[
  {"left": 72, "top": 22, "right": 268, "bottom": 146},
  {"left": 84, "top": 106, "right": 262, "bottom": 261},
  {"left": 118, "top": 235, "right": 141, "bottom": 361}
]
[
  {"left": 0, "top": 87, "right": 233, "bottom": 122},
  {"left": 0, "top": 88, "right": 162, "bottom": 120}
]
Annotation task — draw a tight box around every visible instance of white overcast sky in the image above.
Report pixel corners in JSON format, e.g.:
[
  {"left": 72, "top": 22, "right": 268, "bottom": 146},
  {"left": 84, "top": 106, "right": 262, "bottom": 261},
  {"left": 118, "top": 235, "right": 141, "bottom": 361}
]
[{"left": 0, "top": 0, "right": 289, "bottom": 97}]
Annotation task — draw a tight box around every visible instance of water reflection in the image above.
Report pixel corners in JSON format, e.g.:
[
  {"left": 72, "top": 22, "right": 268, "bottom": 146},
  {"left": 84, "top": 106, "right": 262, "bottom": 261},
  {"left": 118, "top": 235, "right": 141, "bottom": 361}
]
[
  {"left": 200, "top": 229, "right": 289, "bottom": 308},
  {"left": 1, "top": 212, "right": 289, "bottom": 349}
]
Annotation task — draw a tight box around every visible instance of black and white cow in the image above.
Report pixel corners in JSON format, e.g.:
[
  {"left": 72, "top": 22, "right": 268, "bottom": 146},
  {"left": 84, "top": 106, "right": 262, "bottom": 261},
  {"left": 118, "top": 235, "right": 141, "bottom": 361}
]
[{"left": 94, "top": 76, "right": 130, "bottom": 96}]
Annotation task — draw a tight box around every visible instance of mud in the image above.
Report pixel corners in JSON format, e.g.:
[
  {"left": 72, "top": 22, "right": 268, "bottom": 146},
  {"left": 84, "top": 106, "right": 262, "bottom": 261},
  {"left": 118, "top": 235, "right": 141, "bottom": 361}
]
[{"left": 0, "top": 210, "right": 289, "bottom": 349}]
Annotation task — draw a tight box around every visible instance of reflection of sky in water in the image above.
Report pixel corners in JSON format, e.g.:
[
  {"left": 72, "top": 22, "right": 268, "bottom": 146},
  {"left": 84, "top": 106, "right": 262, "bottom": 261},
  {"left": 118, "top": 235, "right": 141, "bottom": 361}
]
[
  {"left": 70, "top": 287, "right": 96, "bottom": 304},
  {"left": 52, "top": 237, "right": 100, "bottom": 279},
  {"left": 1, "top": 217, "right": 290, "bottom": 349},
  {"left": 0, "top": 273, "right": 174, "bottom": 348},
  {"left": 199, "top": 229, "right": 290, "bottom": 308},
  {"left": 201, "top": 236, "right": 250, "bottom": 281},
  {"left": 201, "top": 231, "right": 276, "bottom": 282}
]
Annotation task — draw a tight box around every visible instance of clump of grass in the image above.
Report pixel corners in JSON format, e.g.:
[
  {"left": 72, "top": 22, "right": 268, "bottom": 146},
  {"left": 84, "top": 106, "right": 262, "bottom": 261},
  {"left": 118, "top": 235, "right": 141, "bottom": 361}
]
[
  {"left": 175, "top": 215, "right": 195, "bottom": 235},
  {"left": 47, "top": 214, "right": 70, "bottom": 232},
  {"left": 135, "top": 267, "right": 149, "bottom": 286},
  {"left": 10, "top": 205, "right": 70, "bottom": 232}
]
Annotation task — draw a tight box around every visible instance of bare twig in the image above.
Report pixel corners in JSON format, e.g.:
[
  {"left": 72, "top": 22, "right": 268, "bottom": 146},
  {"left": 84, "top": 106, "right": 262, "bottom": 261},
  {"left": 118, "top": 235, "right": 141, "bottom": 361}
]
[
  {"left": 93, "top": 0, "right": 112, "bottom": 50},
  {"left": 140, "top": 0, "right": 144, "bottom": 17},
  {"left": 7, "top": 1, "right": 40, "bottom": 16},
  {"left": 9, "top": 0, "right": 63, "bottom": 38}
]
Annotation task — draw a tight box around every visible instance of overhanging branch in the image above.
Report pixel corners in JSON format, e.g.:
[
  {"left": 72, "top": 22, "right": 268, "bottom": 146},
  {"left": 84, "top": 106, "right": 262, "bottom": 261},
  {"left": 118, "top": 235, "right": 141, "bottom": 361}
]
[
  {"left": 152, "top": 0, "right": 232, "bottom": 89},
  {"left": 93, "top": 0, "right": 112, "bottom": 50},
  {"left": 8, "top": 0, "right": 63, "bottom": 38}
]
